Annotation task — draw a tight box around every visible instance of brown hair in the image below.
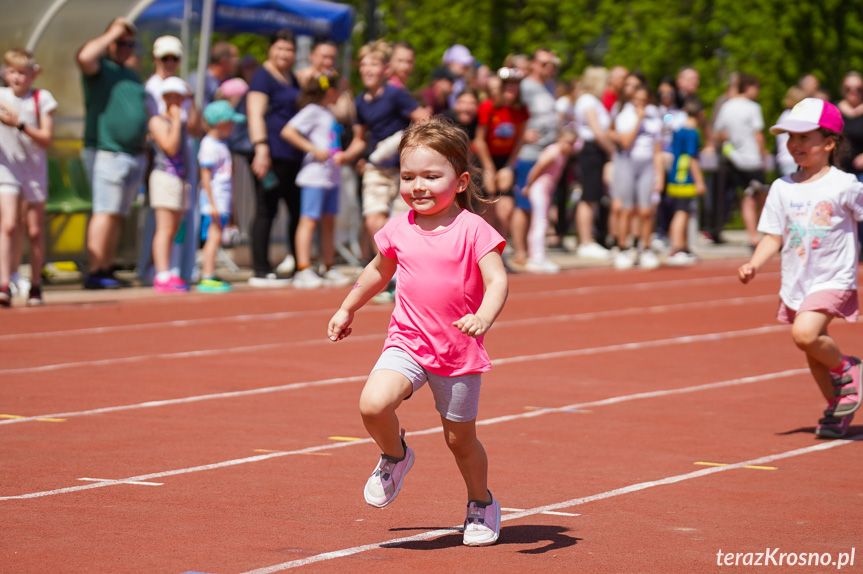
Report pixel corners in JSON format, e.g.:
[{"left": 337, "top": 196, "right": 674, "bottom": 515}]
[
  {"left": 297, "top": 70, "right": 339, "bottom": 109},
  {"left": 819, "top": 128, "right": 849, "bottom": 168},
  {"left": 4, "top": 48, "right": 36, "bottom": 70},
  {"left": 398, "top": 116, "right": 491, "bottom": 213}
]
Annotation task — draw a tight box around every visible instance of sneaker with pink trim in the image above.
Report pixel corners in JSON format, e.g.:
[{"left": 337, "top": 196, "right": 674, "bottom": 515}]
[
  {"left": 463, "top": 492, "right": 501, "bottom": 546},
  {"left": 363, "top": 430, "right": 414, "bottom": 508},
  {"left": 816, "top": 409, "right": 854, "bottom": 439},
  {"left": 153, "top": 275, "right": 189, "bottom": 294},
  {"left": 832, "top": 356, "right": 862, "bottom": 417}
]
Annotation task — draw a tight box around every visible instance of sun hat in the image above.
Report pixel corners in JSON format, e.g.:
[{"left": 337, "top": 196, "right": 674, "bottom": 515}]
[
  {"left": 160, "top": 76, "right": 189, "bottom": 97},
  {"left": 153, "top": 36, "right": 183, "bottom": 59},
  {"left": 442, "top": 44, "right": 474, "bottom": 67},
  {"left": 769, "top": 97, "right": 844, "bottom": 135},
  {"left": 204, "top": 100, "right": 246, "bottom": 125},
  {"left": 219, "top": 77, "right": 249, "bottom": 98}
]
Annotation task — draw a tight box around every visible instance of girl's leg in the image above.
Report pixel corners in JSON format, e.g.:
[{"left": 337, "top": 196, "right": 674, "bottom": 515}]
[
  {"left": 294, "top": 215, "right": 317, "bottom": 270},
  {"left": 668, "top": 210, "right": 688, "bottom": 251},
  {"left": 152, "top": 208, "right": 181, "bottom": 274},
  {"left": 24, "top": 202, "right": 45, "bottom": 287},
  {"left": 440, "top": 417, "right": 491, "bottom": 503},
  {"left": 575, "top": 201, "right": 596, "bottom": 245},
  {"left": 741, "top": 194, "right": 759, "bottom": 247},
  {"left": 359, "top": 369, "right": 413, "bottom": 458},
  {"left": 0, "top": 192, "right": 19, "bottom": 285},
  {"left": 791, "top": 311, "right": 842, "bottom": 402},
  {"left": 510, "top": 207, "right": 530, "bottom": 264},
  {"left": 200, "top": 221, "right": 221, "bottom": 278},
  {"left": 527, "top": 184, "right": 551, "bottom": 261},
  {"left": 637, "top": 206, "right": 655, "bottom": 249},
  {"left": 616, "top": 206, "right": 633, "bottom": 249},
  {"left": 320, "top": 214, "right": 336, "bottom": 268},
  {"left": 494, "top": 195, "right": 514, "bottom": 240}
]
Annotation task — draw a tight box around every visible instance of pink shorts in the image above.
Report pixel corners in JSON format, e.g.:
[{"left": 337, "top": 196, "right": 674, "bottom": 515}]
[{"left": 777, "top": 289, "right": 859, "bottom": 324}]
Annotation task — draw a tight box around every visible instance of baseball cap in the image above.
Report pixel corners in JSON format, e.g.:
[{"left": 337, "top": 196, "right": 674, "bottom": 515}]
[
  {"left": 219, "top": 77, "right": 249, "bottom": 99},
  {"left": 153, "top": 36, "right": 183, "bottom": 59},
  {"left": 160, "top": 76, "right": 189, "bottom": 97},
  {"left": 442, "top": 44, "right": 474, "bottom": 67},
  {"left": 431, "top": 65, "right": 457, "bottom": 82},
  {"left": 204, "top": 100, "right": 246, "bottom": 125},
  {"left": 769, "top": 97, "right": 844, "bottom": 135}
]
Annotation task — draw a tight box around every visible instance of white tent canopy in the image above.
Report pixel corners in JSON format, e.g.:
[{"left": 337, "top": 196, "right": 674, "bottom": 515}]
[{"left": 1, "top": 0, "right": 353, "bottom": 140}]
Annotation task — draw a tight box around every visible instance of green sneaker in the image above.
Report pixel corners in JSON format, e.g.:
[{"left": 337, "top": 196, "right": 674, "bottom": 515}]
[{"left": 197, "top": 278, "right": 232, "bottom": 293}]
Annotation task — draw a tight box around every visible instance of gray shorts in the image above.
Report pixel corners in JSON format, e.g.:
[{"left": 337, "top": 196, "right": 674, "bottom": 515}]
[
  {"left": 82, "top": 148, "right": 146, "bottom": 216},
  {"left": 371, "top": 346, "right": 482, "bottom": 422},
  {"left": 611, "top": 153, "right": 656, "bottom": 209}
]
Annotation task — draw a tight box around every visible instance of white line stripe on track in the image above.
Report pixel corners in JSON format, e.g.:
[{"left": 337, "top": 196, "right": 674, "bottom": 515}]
[
  {"left": 0, "top": 324, "right": 791, "bottom": 426},
  {"left": 0, "top": 367, "right": 808, "bottom": 500},
  {"left": 238, "top": 436, "right": 860, "bottom": 573},
  {"left": 1, "top": 294, "right": 779, "bottom": 377},
  {"left": 0, "top": 271, "right": 779, "bottom": 342}
]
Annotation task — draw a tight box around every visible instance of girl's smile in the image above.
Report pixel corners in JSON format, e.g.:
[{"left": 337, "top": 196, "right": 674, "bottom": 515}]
[{"left": 399, "top": 146, "right": 468, "bottom": 222}]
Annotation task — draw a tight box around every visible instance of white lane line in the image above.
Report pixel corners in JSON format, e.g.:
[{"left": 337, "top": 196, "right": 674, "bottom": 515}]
[
  {"left": 501, "top": 507, "right": 580, "bottom": 517},
  {"left": 77, "top": 478, "right": 163, "bottom": 486},
  {"left": 238, "top": 436, "right": 859, "bottom": 573},
  {"left": 0, "top": 271, "right": 779, "bottom": 342},
  {"left": 0, "top": 367, "right": 808, "bottom": 500},
  {"left": 0, "top": 325, "right": 791, "bottom": 426},
  {"left": 1, "top": 294, "right": 778, "bottom": 377}
]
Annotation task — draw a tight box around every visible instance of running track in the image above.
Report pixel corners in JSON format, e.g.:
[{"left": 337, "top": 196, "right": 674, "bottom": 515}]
[{"left": 3, "top": 260, "right": 862, "bottom": 573}]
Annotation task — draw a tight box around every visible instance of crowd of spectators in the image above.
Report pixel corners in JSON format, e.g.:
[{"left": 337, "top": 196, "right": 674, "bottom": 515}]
[{"left": 2, "top": 18, "right": 863, "bottom": 304}]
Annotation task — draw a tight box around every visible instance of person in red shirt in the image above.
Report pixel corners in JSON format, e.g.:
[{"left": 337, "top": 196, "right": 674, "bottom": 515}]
[{"left": 474, "top": 68, "right": 529, "bottom": 235}]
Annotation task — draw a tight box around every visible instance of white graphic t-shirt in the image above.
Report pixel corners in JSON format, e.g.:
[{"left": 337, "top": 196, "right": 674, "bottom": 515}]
[{"left": 758, "top": 167, "right": 863, "bottom": 309}]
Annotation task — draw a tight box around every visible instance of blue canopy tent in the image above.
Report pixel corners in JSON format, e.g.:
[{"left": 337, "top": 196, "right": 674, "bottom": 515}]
[{"left": 135, "top": 0, "right": 354, "bottom": 41}]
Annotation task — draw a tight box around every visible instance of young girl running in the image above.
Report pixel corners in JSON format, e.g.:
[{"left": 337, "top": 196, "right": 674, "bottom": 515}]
[
  {"left": 738, "top": 98, "right": 863, "bottom": 438},
  {"left": 328, "top": 117, "right": 508, "bottom": 546}
]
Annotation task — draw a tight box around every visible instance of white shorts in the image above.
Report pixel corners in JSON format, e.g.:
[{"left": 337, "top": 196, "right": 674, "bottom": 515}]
[
  {"left": 149, "top": 169, "right": 188, "bottom": 211},
  {"left": 371, "top": 346, "right": 483, "bottom": 422}
]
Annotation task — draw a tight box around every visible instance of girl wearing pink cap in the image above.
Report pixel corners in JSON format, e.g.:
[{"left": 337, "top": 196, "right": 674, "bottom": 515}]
[{"left": 738, "top": 98, "right": 863, "bottom": 438}]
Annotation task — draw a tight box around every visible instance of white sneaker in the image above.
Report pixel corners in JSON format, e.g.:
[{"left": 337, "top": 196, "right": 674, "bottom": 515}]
[
  {"left": 613, "top": 248, "right": 636, "bottom": 270},
  {"left": 638, "top": 249, "right": 660, "bottom": 270},
  {"left": 666, "top": 250, "right": 697, "bottom": 267},
  {"left": 524, "top": 258, "right": 561, "bottom": 274},
  {"left": 248, "top": 273, "right": 292, "bottom": 287},
  {"left": 322, "top": 267, "right": 353, "bottom": 287},
  {"left": 9, "top": 272, "right": 29, "bottom": 296},
  {"left": 292, "top": 267, "right": 324, "bottom": 289},
  {"left": 577, "top": 242, "right": 611, "bottom": 260},
  {"left": 276, "top": 254, "right": 296, "bottom": 275}
]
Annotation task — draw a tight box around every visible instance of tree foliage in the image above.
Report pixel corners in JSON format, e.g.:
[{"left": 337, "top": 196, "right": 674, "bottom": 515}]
[{"left": 346, "top": 0, "right": 863, "bottom": 141}]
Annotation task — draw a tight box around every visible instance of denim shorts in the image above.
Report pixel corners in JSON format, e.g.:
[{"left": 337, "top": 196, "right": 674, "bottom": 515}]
[
  {"left": 371, "top": 346, "right": 483, "bottom": 423},
  {"left": 300, "top": 186, "right": 339, "bottom": 220},
  {"left": 82, "top": 148, "right": 145, "bottom": 216}
]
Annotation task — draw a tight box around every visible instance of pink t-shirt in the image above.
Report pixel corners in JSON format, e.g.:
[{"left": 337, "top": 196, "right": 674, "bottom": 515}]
[{"left": 375, "top": 209, "right": 506, "bottom": 376}]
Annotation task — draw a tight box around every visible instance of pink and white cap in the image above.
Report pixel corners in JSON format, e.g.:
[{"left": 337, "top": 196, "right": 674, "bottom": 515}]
[{"left": 769, "top": 97, "right": 844, "bottom": 135}]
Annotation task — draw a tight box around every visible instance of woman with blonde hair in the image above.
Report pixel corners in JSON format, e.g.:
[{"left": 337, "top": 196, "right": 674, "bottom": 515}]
[{"left": 574, "top": 66, "right": 616, "bottom": 259}]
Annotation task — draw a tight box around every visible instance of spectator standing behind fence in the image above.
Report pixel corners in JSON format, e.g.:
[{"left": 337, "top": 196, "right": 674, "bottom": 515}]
[
  {"left": 574, "top": 66, "right": 615, "bottom": 259},
  {"left": 523, "top": 128, "right": 577, "bottom": 273},
  {"left": 473, "top": 70, "right": 528, "bottom": 237},
  {"left": 0, "top": 49, "right": 55, "bottom": 307},
  {"left": 609, "top": 81, "right": 663, "bottom": 270},
  {"left": 188, "top": 41, "right": 238, "bottom": 109},
  {"left": 197, "top": 101, "right": 244, "bottom": 293},
  {"left": 296, "top": 38, "right": 338, "bottom": 89},
  {"left": 148, "top": 77, "right": 192, "bottom": 294},
  {"left": 77, "top": 17, "right": 148, "bottom": 290},
  {"left": 145, "top": 36, "right": 199, "bottom": 129},
  {"left": 281, "top": 71, "right": 352, "bottom": 289},
  {"left": 512, "top": 48, "right": 558, "bottom": 267},
  {"left": 339, "top": 41, "right": 429, "bottom": 262},
  {"left": 713, "top": 74, "right": 768, "bottom": 251},
  {"left": 246, "top": 30, "right": 302, "bottom": 287}
]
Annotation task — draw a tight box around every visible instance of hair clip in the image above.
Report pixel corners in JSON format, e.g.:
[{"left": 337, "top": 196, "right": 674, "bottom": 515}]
[{"left": 319, "top": 75, "right": 330, "bottom": 91}]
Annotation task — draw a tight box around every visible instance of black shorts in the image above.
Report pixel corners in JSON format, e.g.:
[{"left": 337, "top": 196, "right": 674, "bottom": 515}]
[{"left": 578, "top": 141, "right": 608, "bottom": 203}]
